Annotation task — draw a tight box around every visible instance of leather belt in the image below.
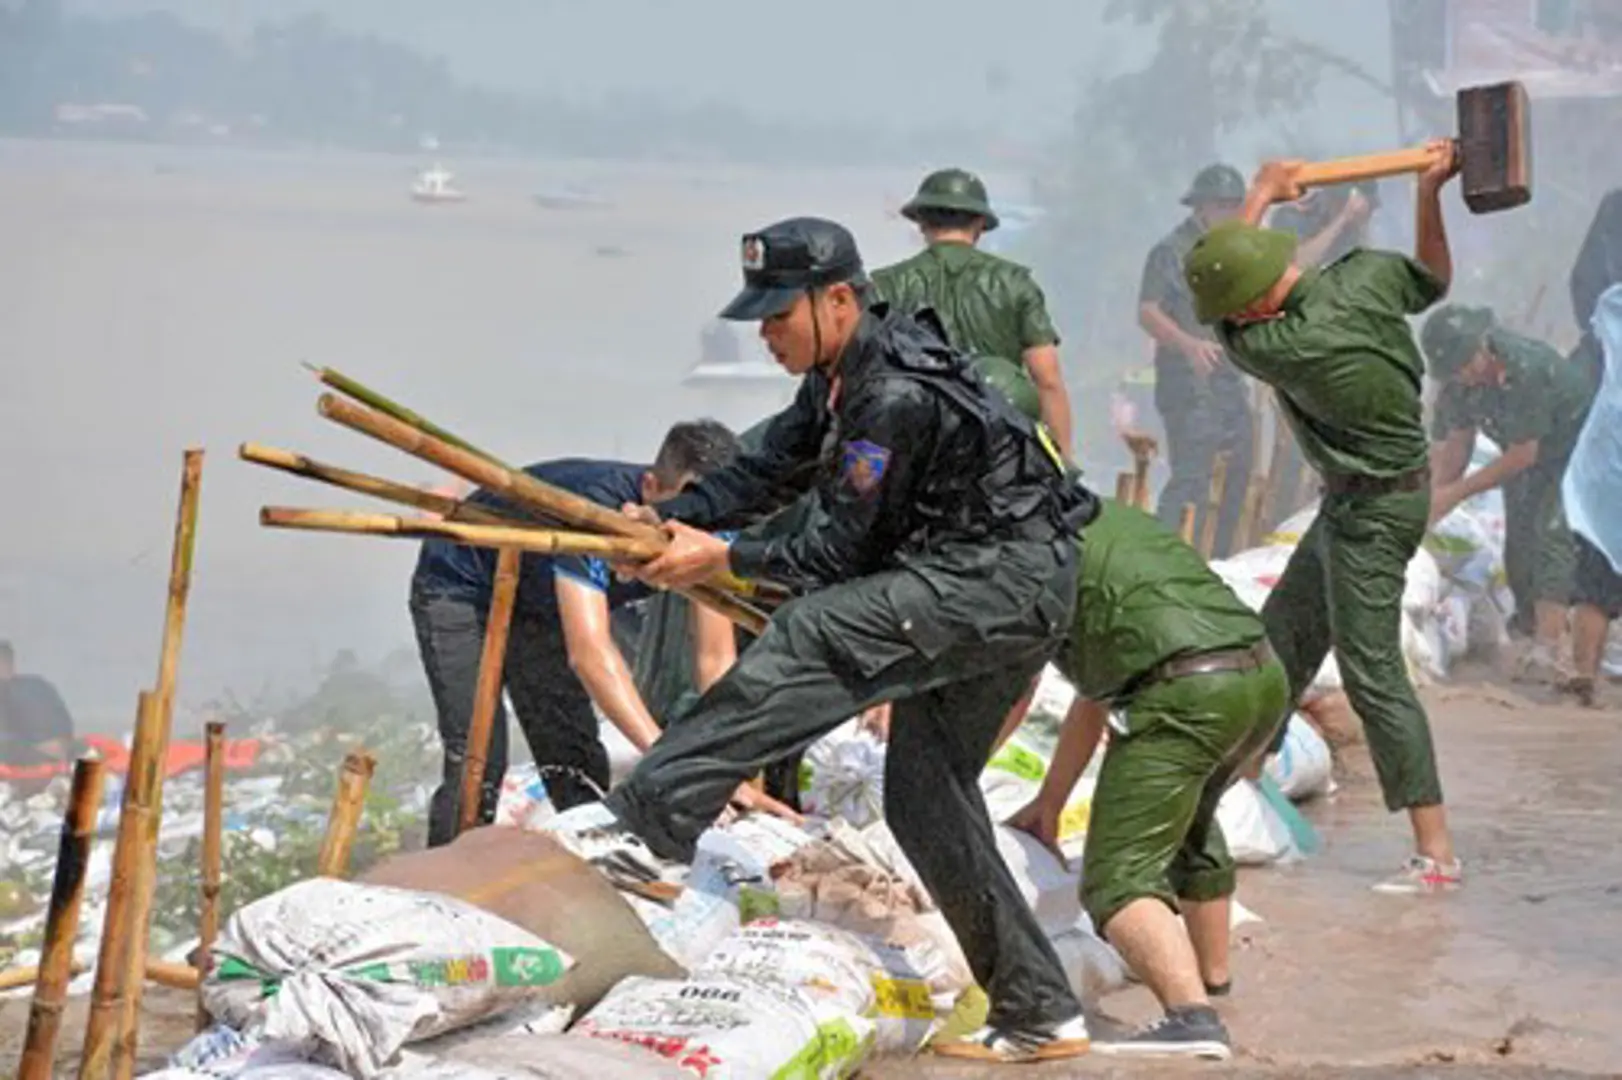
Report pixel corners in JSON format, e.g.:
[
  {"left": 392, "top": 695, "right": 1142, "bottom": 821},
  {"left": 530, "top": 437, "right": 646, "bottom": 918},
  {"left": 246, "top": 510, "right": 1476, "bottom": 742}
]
[
  {"left": 1321, "top": 465, "right": 1429, "bottom": 498},
  {"left": 1144, "top": 639, "right": 1275, "bottom": 688}
]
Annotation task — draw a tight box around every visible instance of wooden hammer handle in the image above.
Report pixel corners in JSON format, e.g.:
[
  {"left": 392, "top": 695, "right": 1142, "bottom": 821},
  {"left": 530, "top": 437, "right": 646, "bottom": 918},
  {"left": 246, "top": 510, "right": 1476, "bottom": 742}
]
[{"left": 1293, "top": 144, "right": 1451, "bottom": 189}]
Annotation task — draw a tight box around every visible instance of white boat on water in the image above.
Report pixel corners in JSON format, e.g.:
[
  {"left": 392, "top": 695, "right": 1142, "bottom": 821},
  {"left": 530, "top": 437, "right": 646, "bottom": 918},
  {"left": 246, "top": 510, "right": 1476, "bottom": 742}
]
[
  {"left": 683, "top": 356, "right": 791, "bottom": 386},
  {"left": 410, "top": 164, "right": 466, "bottom": 204}
]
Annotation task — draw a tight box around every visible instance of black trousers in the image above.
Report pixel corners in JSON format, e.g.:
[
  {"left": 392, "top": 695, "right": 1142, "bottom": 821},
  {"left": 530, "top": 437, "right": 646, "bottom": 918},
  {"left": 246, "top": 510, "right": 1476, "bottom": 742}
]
[
  {"left": 411, "top": 587, "right": 610, "bottom": 847},
  {"left": 604, "top": 538, "right": 1085, "bottom": 1030},
  {"left": 1154, "top": 361, "right": 1255, "bottom": 558}
]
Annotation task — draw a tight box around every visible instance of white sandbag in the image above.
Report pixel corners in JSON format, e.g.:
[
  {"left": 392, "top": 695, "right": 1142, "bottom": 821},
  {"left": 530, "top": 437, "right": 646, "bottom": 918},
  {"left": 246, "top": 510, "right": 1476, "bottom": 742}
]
[
  {"left": 159, "top": 1025, "right": 327, "bottom": 1077},
  {"left": 385, "top": 1035, "right": 691, "bottom": 1078},
  {"left": 695, "top": 917, "right": 946, "bottom": 1055},
  {"left": 1264, "top": 714, "right": 1334, "bottom": 802},
  {"left": 800, "top": 720, "right": 887, "bottom": 827},
  {"left": 992, "top": 825, "right": 1084, "bottom": 935},
  {"left": 203, "top": 879, "right": 575, "bottom": 1078},
  {"left": 572, "top": 975, "right": 875, "bottom": 1079},
  {"left": 142, "top": 1068, "right": 346, "bottom": 1080},
  {"left": 1047, "top": 919, "right": 1128, "bottom": 1006},
  {"left": 630, "top": 848, "right": 747, "bottom": 970},
  {"left": 1026, "top": 664, "right": 1077, "bottom": 725},
  {"left": 1214, "top": 779, "right": 1298, "bottom": 866}
]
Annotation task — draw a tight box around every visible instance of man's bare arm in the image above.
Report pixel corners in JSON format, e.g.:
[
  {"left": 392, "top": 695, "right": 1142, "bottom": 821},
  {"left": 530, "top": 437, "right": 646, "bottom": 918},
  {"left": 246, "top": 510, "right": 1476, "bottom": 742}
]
[{"left": 1022, "top": 345, "right": 1074, "bottom": 456}]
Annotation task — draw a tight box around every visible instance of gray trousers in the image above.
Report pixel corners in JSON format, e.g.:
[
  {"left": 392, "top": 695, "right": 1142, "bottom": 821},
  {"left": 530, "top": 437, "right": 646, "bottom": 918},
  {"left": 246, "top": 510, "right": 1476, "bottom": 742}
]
[
  {"left": 411, "top": 587, "right": 611, "bottom": 847},
  {"left": 604, "top": 538, "right": 1084, "bottom": 1030},
  {"left": 1154, "top": 364, "right": 1255, "bottom": 558}
]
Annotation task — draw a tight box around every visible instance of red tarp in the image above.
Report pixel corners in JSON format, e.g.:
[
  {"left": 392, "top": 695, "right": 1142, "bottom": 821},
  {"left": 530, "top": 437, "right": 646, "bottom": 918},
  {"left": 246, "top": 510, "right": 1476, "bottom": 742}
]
[{"left": 0, "top": 736, "right": 264, "bottom": 783}]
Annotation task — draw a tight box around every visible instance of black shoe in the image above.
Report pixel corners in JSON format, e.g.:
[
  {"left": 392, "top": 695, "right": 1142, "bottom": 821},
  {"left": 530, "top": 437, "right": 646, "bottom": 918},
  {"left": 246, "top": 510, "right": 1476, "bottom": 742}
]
[
  {"left": 1094, "top": 1005, "right": 1232, "bottom": 1061},
  {"left": 1204, "top": 979, "right": 1231, "bottom": 997}
]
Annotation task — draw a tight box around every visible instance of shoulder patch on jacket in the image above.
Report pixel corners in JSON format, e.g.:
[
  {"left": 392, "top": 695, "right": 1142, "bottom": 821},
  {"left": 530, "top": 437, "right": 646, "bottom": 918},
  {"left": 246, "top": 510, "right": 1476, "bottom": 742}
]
[{"left": 841, "top": 439, "right": 891, "bottom": 496}]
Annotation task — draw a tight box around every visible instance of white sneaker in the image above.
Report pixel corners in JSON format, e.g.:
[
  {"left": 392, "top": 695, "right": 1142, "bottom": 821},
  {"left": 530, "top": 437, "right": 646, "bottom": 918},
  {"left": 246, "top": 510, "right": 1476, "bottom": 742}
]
[
  {"left": 1372, "top": 854, "right": 1463, "bottom": 895},
  {"left": 931, "top": 1014, "right": 1091, "bottom": 1063}
]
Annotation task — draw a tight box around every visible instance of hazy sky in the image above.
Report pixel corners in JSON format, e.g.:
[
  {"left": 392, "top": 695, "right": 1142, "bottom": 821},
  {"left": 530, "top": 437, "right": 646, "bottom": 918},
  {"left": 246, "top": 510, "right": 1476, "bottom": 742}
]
[{"left": 63, "top": 1, "right": 1398, "bottom": 145}]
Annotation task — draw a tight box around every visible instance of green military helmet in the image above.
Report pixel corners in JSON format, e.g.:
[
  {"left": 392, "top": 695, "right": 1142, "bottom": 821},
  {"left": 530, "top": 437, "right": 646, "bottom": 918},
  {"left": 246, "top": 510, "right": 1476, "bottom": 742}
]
[
  {"left": 1420, "top": 304, "right": 1496, "bottom": 379},
  {"left": 972, "top": 355, "right": 1041, "bottom": 420},
  {"left": 1183, "top": 220, "right": 1298, "bottom": 325},
  {"left": 901, "top": 168, "right": 1000, "bottom": 232},
  {"left": 1180, "top": 163, "right": 1246, "bottom": 207}
]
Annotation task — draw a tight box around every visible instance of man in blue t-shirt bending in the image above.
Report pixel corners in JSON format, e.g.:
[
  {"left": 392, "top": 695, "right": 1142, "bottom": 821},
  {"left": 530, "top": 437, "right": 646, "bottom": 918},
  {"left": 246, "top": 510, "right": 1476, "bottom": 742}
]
[{"left": 409, "top": 420, "right": 742, "bottom": 845}]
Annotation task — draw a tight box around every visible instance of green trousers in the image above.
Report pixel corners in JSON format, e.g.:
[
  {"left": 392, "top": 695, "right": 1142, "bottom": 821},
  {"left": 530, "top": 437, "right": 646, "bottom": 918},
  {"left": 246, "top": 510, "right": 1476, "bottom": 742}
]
[
  {"left": 1081, "top": 658, "right": 1289, "bottom": 931},
  {"left": 1502, "top": 457, "right": 1576, "bottom": 636},
  {"left": 1261, "top": 487, "right": 1443, "bottom": 811}
]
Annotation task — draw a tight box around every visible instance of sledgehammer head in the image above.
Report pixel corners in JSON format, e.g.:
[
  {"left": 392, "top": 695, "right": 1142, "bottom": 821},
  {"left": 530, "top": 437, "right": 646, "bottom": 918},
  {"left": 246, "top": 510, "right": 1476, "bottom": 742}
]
[{"left": 1457, "top": 80, "right": 1532, "bottom": 214}]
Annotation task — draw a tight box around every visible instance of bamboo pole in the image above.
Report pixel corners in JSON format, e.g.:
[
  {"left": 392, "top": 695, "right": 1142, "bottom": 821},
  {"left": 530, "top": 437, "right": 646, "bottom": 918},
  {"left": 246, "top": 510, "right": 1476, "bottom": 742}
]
[
  {"left": 0, "top": 962, "right": 87, "bottom": 993},
  {"left": 1113, "top": 472, "right": 1135, "bottom": 503},
  {"left": 260, "top": 507, "right": 666, "bottom": 561},
  {"left": 240, "top": 443, "right": 525, "bottom": 525},
  {"left": 1252, "top": 391, "right": 1290, "bottom": 546},
  {"left": 18, "top": 758, "right": 106, "bottom": 1080},
  {"left": 1198, "top": 453, "right": 1230, "bottom": 560},
  {"left": 195, "top": 721, "right": 225, "bottom": 1031},
  {"left": 79, "top": 692, "right": 154, "bottom": 1080},
  {"left": 1123, "top": 432, "right": 1157, "bottom": 511},
  {"left": 308, "top": 365, "right": 494, "bottom": 463},
  {"left": 314, "top": 393, "right": 772, "bottom": 632},
  {"left": 317, "top": 750, "right": 377, "bottom": 878},
  {"left": 460, "top": 549, "right": 520, "bottom": 834},
  {"left": 1178, "top": 503, "right": 1197, "bottom": 545},
  {"left": 1293, "top": 461, "right": 1319, "bottom": 516},
  {"left": 144, "top": 960, "right": 200, "bottom": 992},
  {"left": 114, "top": 448, "right": 205, "bottom": 1080}
]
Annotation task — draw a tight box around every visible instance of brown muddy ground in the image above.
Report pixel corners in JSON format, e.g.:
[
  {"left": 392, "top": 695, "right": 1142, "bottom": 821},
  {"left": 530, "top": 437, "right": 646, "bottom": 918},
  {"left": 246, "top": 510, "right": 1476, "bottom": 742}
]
[{"left": 4, "top": 680, "right": 1618, "bottom": 1078}]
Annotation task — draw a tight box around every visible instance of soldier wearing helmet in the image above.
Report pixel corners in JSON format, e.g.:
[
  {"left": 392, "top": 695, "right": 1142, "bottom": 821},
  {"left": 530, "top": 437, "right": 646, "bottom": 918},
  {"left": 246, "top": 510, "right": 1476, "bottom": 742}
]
[
  {"left": 872, "top": 167, "right": 1074, "bottom": 452},
  {"left": 1180, "top": 145, "right": 1463, "bottom": 896},
  {"left": 584, "top": 216, "right": 1099, "bottom": 1064},
  {"left": 1137, "top": 163, "right": 1256, "bottom": 559},
  {"left": 1422, "top": 303, "right": 1597, "bottom": 681}
]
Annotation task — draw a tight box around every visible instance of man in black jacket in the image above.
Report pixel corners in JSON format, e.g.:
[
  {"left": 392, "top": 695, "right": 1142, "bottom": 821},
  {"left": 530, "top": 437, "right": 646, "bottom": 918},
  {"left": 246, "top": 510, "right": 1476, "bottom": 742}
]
[{"left": 583, "top": 217, "right": 1097, "bottom": 1063}]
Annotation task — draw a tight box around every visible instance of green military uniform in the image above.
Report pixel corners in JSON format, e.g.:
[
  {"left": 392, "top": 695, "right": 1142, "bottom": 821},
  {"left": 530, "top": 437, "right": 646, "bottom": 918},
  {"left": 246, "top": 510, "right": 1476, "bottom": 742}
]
[
  {"left": 872, "top": 168, "right": 1059, "bottom": 413},
  {"left": 1060, "top": 500, "right": 1288, "bottom": 929},
  {"left": 1185, "top": 222, "right": 1445, "bottom": 812},
  {"left": 1140, "top": 165, "right": 1256, "bottom": 558},
  {"left": 1424, "top": 309, "right": 1598, "bottom": 636}
]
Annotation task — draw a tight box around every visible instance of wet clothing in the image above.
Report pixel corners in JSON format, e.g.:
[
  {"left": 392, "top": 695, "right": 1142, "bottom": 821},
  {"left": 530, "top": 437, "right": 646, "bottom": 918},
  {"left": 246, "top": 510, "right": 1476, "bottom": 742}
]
[
  {"left": 1431, "top": 329, "right": 1598, "bottom": 630},
  {"left": 409, "top": 459, "right": 653, "bottom": 845},
  {"left": 871, "top": 241, "right": 1059, "bottom": 411},
  {"left": 1141, "top": 217, "right": 1255, "bottom": 556},
  {"left": 1218, "top": 249, "right": 1445, "bottom": 812},
  {"left": 1058, "top": 501, "right": 1287, "bottom": 928},
  {"left": 605, "top": 303, "right": 1097, "bottom": 1031}
]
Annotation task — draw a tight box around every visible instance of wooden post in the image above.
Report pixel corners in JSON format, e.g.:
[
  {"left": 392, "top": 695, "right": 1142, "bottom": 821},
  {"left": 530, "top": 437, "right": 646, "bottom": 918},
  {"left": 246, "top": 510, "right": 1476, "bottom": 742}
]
[
  {"left": 79, "top": 692, "right": 154, "bottom": 1080},
  {"left": 18, "top": 757, "right": 106, "bottom": 1080},
  {"left": 1, "top": 962, "right": 86, "bottom": 993},
  {"left": 143, "top": 960, "right": 201, "bottom": 992},
  {"left": 1114, "top": 472, "right": 1135, "bottom": 503},
  {"left": 460, "top": 549, "right": 520, "bottom": 834},
  {"left": 1236, "top": 474, "right": 1263, "bottom": 553},
  {"left": 195, "top": 721, "right": 225, "bottom": 1031},
  {"left": 1252, "top": 391, "right": 1290, "bottom": 546},
  {"left": 1178, "top": 503, "right": 1197, "bottom": 545},
  {"left": 1199, "top": 453, "right": 1230, "bottom": 560},
  {"left": 113, "top": 448, "right": 205, "bottom": 1080},
  {"left": 317, "top": 750, "right": 377, "bottom": 878},
  {"left": 1293, "top": 460, "right": 1319, "bottom": 516}
]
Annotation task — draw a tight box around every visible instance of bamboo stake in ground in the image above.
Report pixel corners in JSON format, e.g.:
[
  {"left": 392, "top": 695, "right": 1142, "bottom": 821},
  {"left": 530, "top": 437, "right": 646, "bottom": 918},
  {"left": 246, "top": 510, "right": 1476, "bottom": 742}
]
[
  {"left": 1252, "top": 391, "right": 1291, "bottom": 545},
  {"left": 18, "top": 757, "right": 106, "bottom": 1080},
  {"left": 314, "top": 393, "right": 772, "bottom": 632},
  {"left": 195, "top": 721, "right": 225, "bottom": 1031},
  {"left": 115, "top": 448, "right": 205, "bottom": 1080},
  {"left": 260, "top": 507, "right": 666, "bottom": 561},
  {"left": 317, "top": 750, "right": 377, "bottom": 878},
  {"left": 79, "top": 692, "right": 154, "bottom": 1080},
  {"left": 1199, "top": 453, "right": 1230, "bottom": 560},
  {"left": 1178, "top": 503, "right": 1197, "bottom": 545},
  {"left": 1123, "top": 432, "right": 1158, "bottom": 511},
  {"left": 460, "top": 549, "right": 520, "bottom": 834}
]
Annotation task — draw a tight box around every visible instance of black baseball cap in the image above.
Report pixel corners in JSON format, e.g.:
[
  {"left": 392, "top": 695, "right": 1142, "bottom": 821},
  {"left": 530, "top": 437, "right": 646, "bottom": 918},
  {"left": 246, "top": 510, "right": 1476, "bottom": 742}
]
[{"left": 720, "top": 216, "right": 868, "bottom": 321}]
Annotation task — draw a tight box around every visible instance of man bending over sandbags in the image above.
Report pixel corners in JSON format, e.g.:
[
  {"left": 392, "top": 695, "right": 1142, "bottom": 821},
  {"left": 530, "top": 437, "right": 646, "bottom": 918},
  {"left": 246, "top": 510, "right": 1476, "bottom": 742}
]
[{"left": 1006, "top": 497, "right": 1288, "bottom": 1061}]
